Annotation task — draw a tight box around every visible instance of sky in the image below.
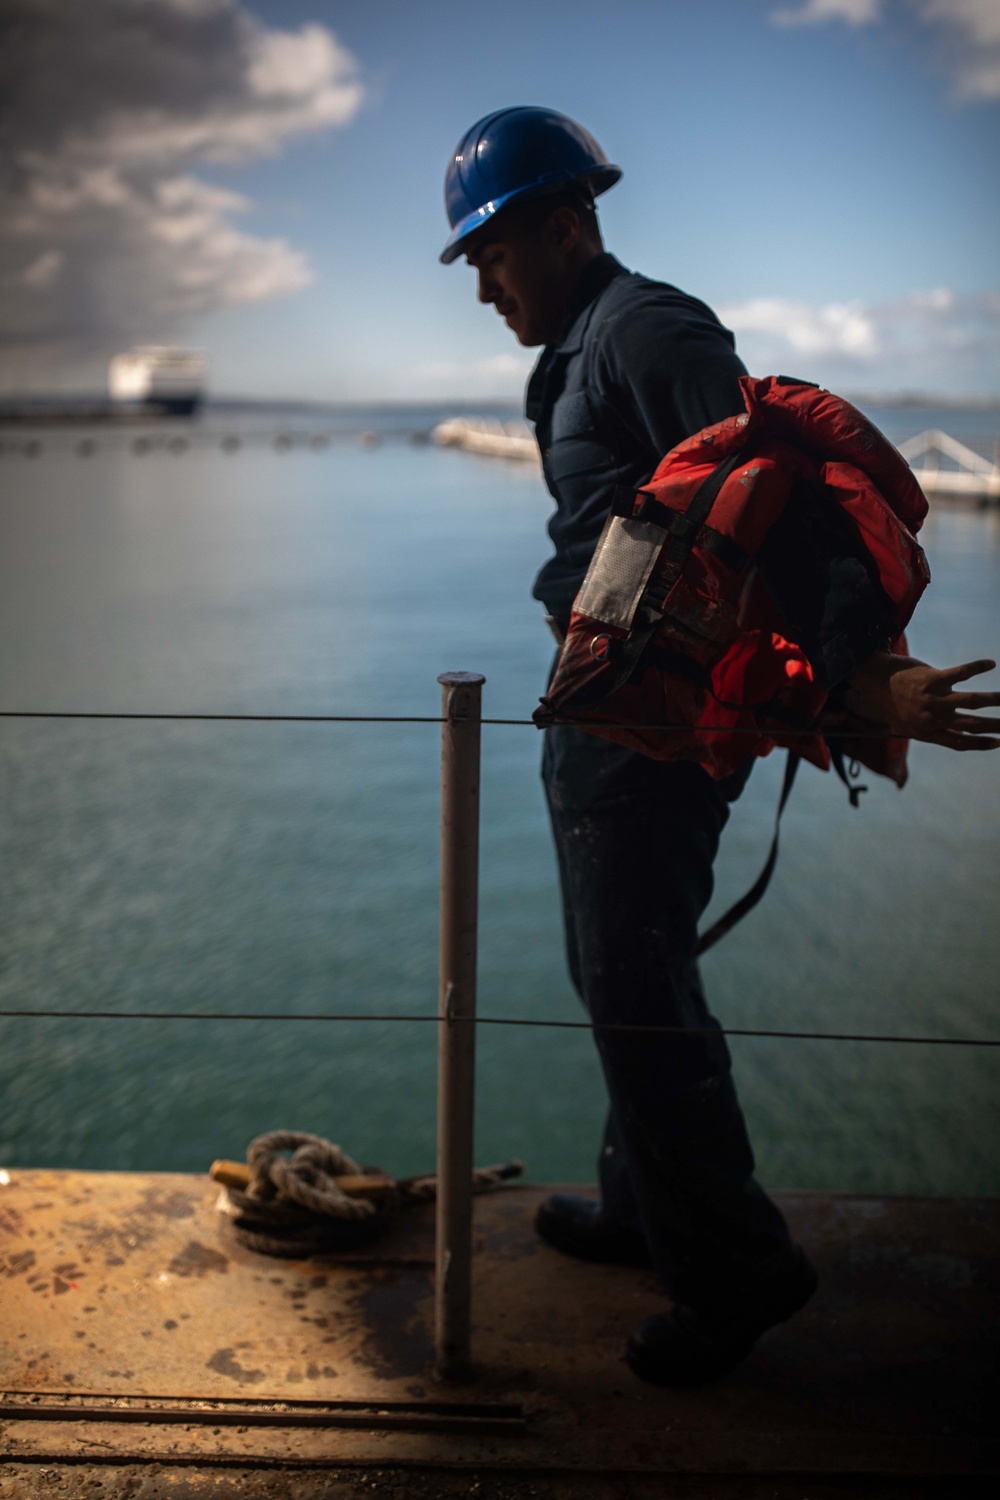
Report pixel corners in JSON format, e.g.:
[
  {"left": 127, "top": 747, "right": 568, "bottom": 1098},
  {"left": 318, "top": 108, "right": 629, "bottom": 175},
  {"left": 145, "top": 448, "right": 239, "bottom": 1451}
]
[{"left": 1, "top": 0, "right": 998, "bottom": 401}]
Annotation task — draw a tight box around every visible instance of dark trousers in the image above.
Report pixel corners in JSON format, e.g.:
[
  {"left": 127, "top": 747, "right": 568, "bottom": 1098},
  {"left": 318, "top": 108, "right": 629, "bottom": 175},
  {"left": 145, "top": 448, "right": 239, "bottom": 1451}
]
[{"left": 542, "top": 724, "right": 792, "bottom": 1308}]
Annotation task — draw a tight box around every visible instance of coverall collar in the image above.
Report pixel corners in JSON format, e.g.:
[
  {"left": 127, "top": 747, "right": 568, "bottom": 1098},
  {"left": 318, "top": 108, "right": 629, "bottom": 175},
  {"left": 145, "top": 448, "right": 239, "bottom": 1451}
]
[
  {"left": 525, "top": 254, "right": 629, "bottom": 425},
  {"left": 551, "top": 252, "right": 629, "bottom": 353}
]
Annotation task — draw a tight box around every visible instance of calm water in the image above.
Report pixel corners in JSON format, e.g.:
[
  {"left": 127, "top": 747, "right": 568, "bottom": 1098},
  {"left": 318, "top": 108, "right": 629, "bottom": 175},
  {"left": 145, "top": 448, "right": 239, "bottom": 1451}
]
[{"left": 1, "top": 403, "right": 998, "bottom": 1195}]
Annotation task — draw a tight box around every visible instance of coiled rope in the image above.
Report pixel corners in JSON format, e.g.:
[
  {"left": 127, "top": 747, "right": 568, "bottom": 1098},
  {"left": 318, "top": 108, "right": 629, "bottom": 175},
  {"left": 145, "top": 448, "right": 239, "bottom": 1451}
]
[{"left": 216, "top": 1130, "right": 524, "bottom": 1257}]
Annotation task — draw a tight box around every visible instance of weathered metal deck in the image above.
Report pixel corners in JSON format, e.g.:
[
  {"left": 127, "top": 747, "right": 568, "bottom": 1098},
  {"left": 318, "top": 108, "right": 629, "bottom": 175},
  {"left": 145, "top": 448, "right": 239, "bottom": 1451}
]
[{"left": 1, "top": 1171, "right": 997, "bottom": 1494}]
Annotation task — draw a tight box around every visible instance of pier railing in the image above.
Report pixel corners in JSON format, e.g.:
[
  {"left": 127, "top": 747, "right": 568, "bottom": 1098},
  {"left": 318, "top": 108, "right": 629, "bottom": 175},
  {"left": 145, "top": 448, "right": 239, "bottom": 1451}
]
[{"left": 1, "top": 685, "right": 999, "bottom": 1380}]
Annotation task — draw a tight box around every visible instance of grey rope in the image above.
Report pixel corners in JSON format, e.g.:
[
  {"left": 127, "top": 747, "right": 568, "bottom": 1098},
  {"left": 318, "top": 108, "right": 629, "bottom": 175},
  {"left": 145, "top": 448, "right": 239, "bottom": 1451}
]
[
  {"left": 244, "top": 1131, "right": 376, "bottom": 1221},
  {"left": 219, "top": 1130, "right": 524, "bottom": 1257},
  {"left": 219, "top": 1131, "right": 385, "bottom": 1257}
]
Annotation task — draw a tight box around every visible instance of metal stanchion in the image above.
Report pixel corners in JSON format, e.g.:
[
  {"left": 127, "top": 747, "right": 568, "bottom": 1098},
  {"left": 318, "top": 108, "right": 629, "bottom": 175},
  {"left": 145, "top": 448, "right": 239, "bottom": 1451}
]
[{"left": 435, "top": 671, "right": 485, "bottom": 1380}]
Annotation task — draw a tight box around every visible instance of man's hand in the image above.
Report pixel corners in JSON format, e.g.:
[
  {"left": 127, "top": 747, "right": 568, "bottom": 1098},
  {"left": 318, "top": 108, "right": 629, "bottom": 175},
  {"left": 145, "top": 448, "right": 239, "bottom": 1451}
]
[{"left": 843, "top": 652, "right": 1000, "bottom": 751}]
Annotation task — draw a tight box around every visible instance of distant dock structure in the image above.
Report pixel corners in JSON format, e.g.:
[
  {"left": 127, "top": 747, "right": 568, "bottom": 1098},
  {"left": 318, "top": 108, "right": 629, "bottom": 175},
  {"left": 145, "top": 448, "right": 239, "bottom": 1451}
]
[
  {"left": 897, "top": 429, "right": 1000, "bottom": 504},
  {"left": 431, "top": 414, "right": 1000, "bottom": 505},
  {"left": 432, "top": 415, "right": 538, "bottom": 462},
  {"left": 108, "top": 345, "right": 206, "bottom": 417}
]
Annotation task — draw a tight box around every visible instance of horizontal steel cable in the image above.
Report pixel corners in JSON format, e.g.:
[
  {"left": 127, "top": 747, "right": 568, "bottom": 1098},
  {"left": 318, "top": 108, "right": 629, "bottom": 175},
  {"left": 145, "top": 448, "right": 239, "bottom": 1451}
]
[
  {"left": 0, "top": 711, "right": 444, "bottom": 724},
  {"left": 0, "top": 1009, "right": 996, "bottom": 1046},
  {"left": 0, "top": 709, "right": 915, "bottom": 740},
  {"left": 1, "top": 708, "right": 992, "bottom": 1048}
]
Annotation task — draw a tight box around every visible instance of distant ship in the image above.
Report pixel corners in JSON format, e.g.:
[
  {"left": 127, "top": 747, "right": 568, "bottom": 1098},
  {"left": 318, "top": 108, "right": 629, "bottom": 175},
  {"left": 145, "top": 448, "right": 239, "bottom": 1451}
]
[{"left": 108, "top": 346, "right": 207, "bottom": 416}]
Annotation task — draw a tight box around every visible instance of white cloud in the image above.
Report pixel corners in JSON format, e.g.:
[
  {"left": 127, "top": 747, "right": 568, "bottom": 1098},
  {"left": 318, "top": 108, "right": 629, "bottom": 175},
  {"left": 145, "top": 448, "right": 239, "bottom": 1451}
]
[
  {"left": 719, "top": 287, "right": 1000, "bottom": 390},
  {"left": 770, "top": 0, "right": 881, "bottom": 27},
  {"left": 769, "top": 0, "right": 1000, "bottom": 99},
  {"left": 405, "top": 353, "right": 536, "bottom": 400},
  {"left": 721, "top": 296, "right": 878, "bottom": 357},
  {"left": 20, "top": 250, "right": 65, "bottom": 289},
  {"left": 916, "top": 0, "right": 1000, "bottom": 99},
  {"left": 0, "top": 0, "right": 364, "bottom": 386},
  {"left": 918, "top": 0, "right": 1000, "bottom": 46}
]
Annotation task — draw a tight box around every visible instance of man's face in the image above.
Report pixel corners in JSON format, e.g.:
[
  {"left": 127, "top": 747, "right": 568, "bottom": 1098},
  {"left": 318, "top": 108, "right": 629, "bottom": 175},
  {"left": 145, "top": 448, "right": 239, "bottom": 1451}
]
[{"left": 464, "top": 211, "right": 574, "bottom": 347}]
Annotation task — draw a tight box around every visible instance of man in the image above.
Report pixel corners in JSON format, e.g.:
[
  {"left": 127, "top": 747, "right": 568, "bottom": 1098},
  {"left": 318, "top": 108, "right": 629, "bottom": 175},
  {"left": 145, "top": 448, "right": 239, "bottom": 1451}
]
[{"left": 439, "top": 106, "right": 1000, "bottom": 1385}]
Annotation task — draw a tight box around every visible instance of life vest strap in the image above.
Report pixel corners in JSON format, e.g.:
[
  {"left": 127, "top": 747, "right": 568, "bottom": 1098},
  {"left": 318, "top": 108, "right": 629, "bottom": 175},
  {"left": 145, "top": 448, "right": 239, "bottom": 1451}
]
[
  {"left": 612, "top": 466, "right": 750, "bottom": 577},
  {"left": 696, "top": 750, "right": 800, "bottom": 956},
  {"left": 829, "top": 742, "right": 869, "bottom": 808},
  {"left": 657, "top": 447, "right": 747, "bottom": 592}
]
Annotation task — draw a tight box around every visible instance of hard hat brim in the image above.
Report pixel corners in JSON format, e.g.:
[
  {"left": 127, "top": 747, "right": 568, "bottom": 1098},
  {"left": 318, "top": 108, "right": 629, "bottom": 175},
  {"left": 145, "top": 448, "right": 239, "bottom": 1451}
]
[{"left": 439, "top": 165, "right": 622, "bottom": 265}]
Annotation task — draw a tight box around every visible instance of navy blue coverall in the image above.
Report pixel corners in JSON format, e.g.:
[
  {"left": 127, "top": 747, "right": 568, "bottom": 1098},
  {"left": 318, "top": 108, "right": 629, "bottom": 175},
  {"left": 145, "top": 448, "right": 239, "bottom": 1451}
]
[{"left": 527, "top": 253, "right": 895, "bottom": 1309}]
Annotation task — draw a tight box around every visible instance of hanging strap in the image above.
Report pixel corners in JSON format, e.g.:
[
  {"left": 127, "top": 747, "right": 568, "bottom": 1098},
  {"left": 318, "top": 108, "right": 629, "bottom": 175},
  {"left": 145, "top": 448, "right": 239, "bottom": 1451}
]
[
  {"left": 696, "top": 750, "right": 800, "bottom": 956},
  {"left": 829, "top": 742, "right": 869, "bottom": 808}
]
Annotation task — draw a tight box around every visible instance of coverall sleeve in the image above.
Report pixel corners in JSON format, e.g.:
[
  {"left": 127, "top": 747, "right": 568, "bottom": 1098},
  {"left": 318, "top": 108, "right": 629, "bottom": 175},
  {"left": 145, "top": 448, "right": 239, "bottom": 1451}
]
[
  {"left": 596, "top": 300, "right": 895, "bottom": 688},
  {"left": 594, "top": 298, "right": 749, "bottom": 454}
]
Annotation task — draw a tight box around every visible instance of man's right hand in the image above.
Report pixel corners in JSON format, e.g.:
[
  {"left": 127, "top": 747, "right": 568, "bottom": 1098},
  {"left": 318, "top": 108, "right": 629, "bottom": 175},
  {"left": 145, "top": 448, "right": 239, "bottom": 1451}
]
[{"left": 842, "top": 652, "right": 1000, "bottom": 752}]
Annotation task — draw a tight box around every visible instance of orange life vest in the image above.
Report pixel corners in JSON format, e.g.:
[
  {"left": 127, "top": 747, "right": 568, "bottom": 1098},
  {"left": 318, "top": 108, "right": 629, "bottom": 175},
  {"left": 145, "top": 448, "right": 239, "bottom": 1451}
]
[{"left": 534, "top": 376, "right": 930, "bottom": 786}]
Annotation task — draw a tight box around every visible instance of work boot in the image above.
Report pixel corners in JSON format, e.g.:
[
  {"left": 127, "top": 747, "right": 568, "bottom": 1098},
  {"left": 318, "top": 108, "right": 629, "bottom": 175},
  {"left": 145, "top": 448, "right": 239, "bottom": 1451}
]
[
  {"left": 625, "top": 1244, "right": 818, "bottom": 1386},
  {"left": 535, "top": 1193, "right": 651, "bottom": 1266}
]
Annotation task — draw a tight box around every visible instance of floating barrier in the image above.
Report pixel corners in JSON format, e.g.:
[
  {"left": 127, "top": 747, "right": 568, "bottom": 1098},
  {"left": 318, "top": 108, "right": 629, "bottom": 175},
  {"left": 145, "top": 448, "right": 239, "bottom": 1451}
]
[{"left": 2, "top": 420, "right": 997, "bottom": 512}]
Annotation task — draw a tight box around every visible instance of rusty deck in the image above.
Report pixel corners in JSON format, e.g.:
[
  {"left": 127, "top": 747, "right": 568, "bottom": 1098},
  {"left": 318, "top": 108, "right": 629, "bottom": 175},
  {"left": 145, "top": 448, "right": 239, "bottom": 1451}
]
[{"left": 1, "top": 1171, "right": 997, "bottom": 1491}]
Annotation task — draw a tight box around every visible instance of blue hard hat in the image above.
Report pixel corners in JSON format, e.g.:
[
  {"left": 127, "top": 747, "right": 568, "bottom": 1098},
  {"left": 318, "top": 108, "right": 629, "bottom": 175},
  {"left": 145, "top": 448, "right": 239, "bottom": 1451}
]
[{"left": 440, "top": 106, "right": 622, "bottom": 265}]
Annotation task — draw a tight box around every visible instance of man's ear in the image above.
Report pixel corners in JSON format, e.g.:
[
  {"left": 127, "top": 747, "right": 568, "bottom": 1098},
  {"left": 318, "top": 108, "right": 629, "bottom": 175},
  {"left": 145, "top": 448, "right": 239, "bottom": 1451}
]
[{"left": 547, "top": 204, "right": 581, "bottom": 252}]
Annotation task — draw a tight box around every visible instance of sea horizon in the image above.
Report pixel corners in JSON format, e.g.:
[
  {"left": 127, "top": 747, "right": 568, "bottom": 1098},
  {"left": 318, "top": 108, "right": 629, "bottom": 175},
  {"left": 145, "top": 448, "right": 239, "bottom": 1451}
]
[{"left": 3, "top": 389, "right": 1000, "bottom": 415}]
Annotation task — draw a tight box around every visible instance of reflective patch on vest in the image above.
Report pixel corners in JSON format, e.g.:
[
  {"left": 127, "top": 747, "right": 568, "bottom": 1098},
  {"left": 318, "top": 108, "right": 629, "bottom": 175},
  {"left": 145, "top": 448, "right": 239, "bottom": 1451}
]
[{"left": 574, "top": 514, "right": 665, "bottom": 630}]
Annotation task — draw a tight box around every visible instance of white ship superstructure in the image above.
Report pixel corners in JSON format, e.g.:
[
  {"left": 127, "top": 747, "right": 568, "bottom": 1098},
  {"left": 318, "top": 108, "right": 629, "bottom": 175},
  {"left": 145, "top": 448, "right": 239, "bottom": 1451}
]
[{"left": 108, "top": 346, "right": 206, "bottom": 415}]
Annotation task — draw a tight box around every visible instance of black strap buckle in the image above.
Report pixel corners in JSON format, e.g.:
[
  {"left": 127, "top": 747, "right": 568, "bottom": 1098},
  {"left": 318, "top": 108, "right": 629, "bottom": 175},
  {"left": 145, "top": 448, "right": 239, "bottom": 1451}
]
[
  {"left": 611, "top": 484, "right": 637, "bottom": 518},
  {"left": 611, "top": 485, "right": 666, "bottom": 527},
  {"left": 667, "top": 512, "right": 699, "bottom": 542}
]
